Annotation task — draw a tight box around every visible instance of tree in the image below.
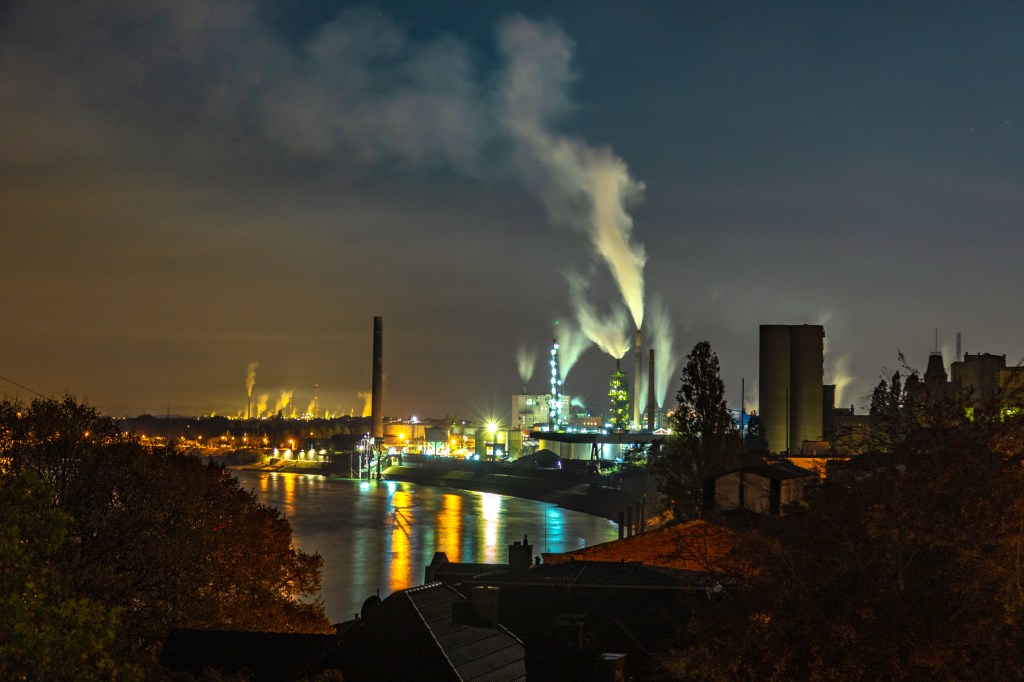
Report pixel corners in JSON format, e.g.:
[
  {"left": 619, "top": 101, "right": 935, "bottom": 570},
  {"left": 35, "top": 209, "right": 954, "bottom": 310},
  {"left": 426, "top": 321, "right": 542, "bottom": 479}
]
[
  {"left": 682, "top": 404, "right": 1024, "bottom": 680},
  {"left": 652, "top": 341, "right": 738, "bottom": 520},
  {"left": 0, "top": 396, "right": 331, "bottom": 669},
  {"left": 0, "top": 473, "right": 139, "bottom": 680}
]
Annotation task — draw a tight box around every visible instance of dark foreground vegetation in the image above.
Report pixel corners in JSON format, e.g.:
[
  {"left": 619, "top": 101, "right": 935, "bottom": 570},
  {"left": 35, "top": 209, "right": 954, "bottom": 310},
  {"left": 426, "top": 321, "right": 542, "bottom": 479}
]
[
  {"left": 677, "top": 366, "right": 1024, "bottom": 680},
  {"left": 0, "top": 396, "right": 331, "bottom": 680}
]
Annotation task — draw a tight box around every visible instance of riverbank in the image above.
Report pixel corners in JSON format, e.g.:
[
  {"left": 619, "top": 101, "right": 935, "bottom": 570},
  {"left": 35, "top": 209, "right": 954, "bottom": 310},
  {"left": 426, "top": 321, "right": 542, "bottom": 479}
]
[{"left": 220, "top": 454, "right": 655, "bottom": 523}]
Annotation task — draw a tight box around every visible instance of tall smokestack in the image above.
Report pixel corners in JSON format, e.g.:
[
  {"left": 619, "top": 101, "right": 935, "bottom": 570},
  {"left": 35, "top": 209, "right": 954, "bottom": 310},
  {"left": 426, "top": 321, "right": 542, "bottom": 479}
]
[
  {"left": 632, "top": 329, "right": 642, "bottom": 430},
  {"left": 371, "top": 316, "right": 384, "bottom": 440},
  {"left": 956, "top": 332, "right": 962, "bottom": 362},
  {"left": 647, "top": 348, "right": 655, "bottom": 430}
]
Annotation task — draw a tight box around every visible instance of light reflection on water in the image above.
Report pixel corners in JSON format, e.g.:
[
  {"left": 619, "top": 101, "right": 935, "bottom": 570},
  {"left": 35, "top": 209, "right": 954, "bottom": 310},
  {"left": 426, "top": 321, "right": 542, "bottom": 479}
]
[{"left": 235, "top": 470, "right": 619, "bottom": 623}]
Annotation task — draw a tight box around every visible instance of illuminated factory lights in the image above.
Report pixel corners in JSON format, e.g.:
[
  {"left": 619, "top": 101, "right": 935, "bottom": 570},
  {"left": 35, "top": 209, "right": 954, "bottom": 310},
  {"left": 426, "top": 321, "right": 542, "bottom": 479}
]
[
  {"left": 608, "top": 360, "right": 630, "bottom": 432},
  {"left": 548, "top": 339, "right": 566, "bottom": 429}
]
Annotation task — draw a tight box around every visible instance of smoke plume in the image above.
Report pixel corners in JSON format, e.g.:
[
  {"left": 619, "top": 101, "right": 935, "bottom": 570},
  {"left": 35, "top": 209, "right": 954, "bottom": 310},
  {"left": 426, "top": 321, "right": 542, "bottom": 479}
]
[
  {"left": 554, "top": 319, "right": 592, "bottom": 383},
  {"left": 829, "top": 355, "right": 854, "bottom": 408},
  {"left": 358, "top": 391, "right": 372, "bottom": 418},
  {"left": 306, "top": 399, "right": 317, "bottom": 417},
  {"left": 274, "top": 389, "right": 293, "bottom": 415},
  {"left": 516, "top": 343, "right": 536, "bottom": 387},
  {"left": 817, "top": 312, "right": 855, "bottom": 408},
  {"left": 568, "top": 273, "right": 629, "bottom": 359},
  {"left": 497, "top": 17, "right": 647, "bottom": 329},
  {"left": 255, "top": 393, "right": 269, "bottom": 417},
  {"left": 648, "top": 296, "right": 679, "bottom": 408},
  {"left": 246, "top": 362, "right": 258, "bottom": 397}
]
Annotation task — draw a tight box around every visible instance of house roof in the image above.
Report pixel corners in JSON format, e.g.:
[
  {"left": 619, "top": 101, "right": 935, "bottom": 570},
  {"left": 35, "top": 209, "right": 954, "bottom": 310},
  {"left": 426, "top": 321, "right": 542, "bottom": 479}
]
[
  {"left": 403, "top": 583, "right": 526, "bottom": 681},
  {"left": 541, "top": 519, "right": 733, "bottom": 574},
  {"left": 339, "top": 582, "right": 525, "bottom": 682},
  {"left": 460, "top": 560, "right": 717, "bottom": 591},
  {"left": 718, "top": 460, "right": 818, "bottom": 481}
]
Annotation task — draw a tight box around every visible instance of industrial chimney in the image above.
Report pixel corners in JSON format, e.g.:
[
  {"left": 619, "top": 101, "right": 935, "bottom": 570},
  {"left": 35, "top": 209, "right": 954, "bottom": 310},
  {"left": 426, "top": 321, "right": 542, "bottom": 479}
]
[
  {"left": 647, "top": 348, "right": 655, "bottom": 430},
  {"left": 632, "top": 330, "right": 642, "bottom": 431},
  {"left": 371, "top": 316, "right": 384, "bottom": 440}
]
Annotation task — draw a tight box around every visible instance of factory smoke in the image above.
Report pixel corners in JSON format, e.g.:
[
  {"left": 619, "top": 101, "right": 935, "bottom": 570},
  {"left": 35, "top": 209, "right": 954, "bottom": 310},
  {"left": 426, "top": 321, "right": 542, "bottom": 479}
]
[
  {"left": 554, "top": 319, "right": 592, "bottom": 382},
  {"left": 516, "top": 343, "right": 537, "bottom": 387},
  {"left": 358, "top": 391, "right": 372, "bottom": 418},
  {"left": 568, "top": 272, "right": 630, "bottom": 359},
  {"left": 497, "top": 17, "right": 647, "bottom": 330},
  {"left": 829, "top": 355, "right": 853, "bottom": 407},
  {"left": 818, "top": 312, "right": 855, "bottom": 408},
  {"left": 648, "top": 296, "right": 679, "bottom": 408},
  {"left": 255, "top": 393, "right": 269, "bottom": 417},
  {"left": 245, "top": 362, "right": 258, "bottom": 397},
  {"left": 275, "top": 389, "right": 293, "bottom": 416}
]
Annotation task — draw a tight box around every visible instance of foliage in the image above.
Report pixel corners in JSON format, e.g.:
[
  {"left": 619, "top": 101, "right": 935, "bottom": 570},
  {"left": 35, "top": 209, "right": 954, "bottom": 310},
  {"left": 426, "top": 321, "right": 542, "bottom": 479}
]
[
  {"left": 621, "top": 443, "right": 649, "bottom": 469},
  {"left": 651, "top": 341, "right": 739, "bottom": 519},
  {"left": 0, "top": 396, "right": 331, "bottom": 672},
  {"left": 682, "top": 412, "right": 1024, "bottom": 680},
  {"left": 0, "top": 473, "right": 140, "bottom": 680}
]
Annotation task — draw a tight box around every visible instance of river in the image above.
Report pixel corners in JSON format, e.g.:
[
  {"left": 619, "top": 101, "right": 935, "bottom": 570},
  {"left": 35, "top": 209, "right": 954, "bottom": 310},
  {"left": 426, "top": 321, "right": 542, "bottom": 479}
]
[{"left": 233, "top": 469, "right": 620, "bottom": 623}]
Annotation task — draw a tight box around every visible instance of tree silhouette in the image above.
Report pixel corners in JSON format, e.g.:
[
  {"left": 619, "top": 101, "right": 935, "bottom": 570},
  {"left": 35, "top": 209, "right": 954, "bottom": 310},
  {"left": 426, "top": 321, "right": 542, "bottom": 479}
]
[{"left": 652, "top": 341, "right": 738, "bottom": 520}]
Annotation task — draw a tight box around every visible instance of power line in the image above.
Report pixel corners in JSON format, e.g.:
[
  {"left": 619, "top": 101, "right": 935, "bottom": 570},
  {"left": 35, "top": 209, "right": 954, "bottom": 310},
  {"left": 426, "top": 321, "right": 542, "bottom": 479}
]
[{"left": 0, "top": 374, "right": 48, "bottom": 399}]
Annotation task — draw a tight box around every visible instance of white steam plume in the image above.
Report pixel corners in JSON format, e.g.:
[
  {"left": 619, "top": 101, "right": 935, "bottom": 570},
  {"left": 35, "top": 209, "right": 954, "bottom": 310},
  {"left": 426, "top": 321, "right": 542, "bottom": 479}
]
[
  {"left": 306, "top": 399, "right": 317, "bottom": 417},
  {"left": 274, "top": 389, "right": 293, "bottom": 415},
  {"left": 255, "top": 393, "right": 269, "bottom": 417},
  {"left": 245, "top": 361, "right": 258, "bottom": 397},
  {"left": 497, "top": 17, "right": 647, "bottom": 329},
  {"left": 829, "top": 355, "right": 854, "bottom": 408},
  {"left": 817, "top": 312, "right": 854, "bottom": 408},
  {"left": 515, "top": 343, "right": 536, "bottom": 387},
  {"left": 358, "top": 391, "right": 372, "bottom": 418},
  {"left": 648, "top": 296, "right": 679, "bottom": 408},
  {"left": 554, "top": 319, "right": 592, "bottom": 383},
  {"left": 567, "top": 273, "right": 630, "bottom": 359}
]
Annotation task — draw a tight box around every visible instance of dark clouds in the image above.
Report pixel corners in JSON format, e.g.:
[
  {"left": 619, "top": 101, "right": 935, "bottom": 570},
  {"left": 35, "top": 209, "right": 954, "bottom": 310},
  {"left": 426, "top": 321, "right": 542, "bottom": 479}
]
[{"left": 2, "top": 2, "right": 1023, "bottom": 418}]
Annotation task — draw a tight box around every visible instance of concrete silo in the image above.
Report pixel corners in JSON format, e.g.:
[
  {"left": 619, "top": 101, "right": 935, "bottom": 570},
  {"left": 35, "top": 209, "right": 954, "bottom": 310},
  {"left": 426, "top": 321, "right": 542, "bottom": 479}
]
[{"left": 759, "top": 324, "right": 825, "bottom": 454}]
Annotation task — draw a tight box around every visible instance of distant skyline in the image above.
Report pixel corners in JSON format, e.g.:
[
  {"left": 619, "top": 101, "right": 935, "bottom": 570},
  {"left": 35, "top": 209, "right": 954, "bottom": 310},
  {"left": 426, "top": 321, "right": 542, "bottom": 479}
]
[{"left": 2, "top": 2, "right": 1023, "bottom": 419}]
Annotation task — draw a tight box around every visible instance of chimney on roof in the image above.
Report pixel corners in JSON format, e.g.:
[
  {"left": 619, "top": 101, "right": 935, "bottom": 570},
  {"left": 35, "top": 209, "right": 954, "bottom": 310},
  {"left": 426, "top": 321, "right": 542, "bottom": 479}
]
[
  {"left": 468, "top": 586, "right": 500, "bottom": 629},
  {"left": 508, "top": 535, "right": 533, "bottom": 571}
]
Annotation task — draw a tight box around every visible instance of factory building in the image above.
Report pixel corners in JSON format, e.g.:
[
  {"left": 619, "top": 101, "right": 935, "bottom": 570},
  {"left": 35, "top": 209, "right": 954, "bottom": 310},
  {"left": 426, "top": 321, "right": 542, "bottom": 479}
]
[
  {"left": 759, "top": 324, "right": 826, "bottom": 455},
  {"left": 948, "top": 351, "right": 1024, "bottom": 416},
  {"left": 511, "top": 393, "right": 573, "bottom": 431}
]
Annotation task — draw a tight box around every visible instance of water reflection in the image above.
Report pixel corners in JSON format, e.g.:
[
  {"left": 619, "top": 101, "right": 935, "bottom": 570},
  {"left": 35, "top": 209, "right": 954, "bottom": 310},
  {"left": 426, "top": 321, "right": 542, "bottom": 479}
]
[
  {"left": 437, "top": 494, "right": 462, "bottom": 562},
  {"left": 234, "top": 471, "right": 619, "bottom": 622},
  {"left": 479, "top": 493, "right": 503, "bottom": 564}
]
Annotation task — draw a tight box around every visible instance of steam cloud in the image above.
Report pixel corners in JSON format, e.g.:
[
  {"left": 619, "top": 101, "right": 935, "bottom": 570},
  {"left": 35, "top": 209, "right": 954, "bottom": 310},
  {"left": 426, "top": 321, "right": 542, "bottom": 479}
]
[
  {"left": 5, "top": 8, "right": 658, "bottom": 405},
  {"left": 648, "top": 296, "right": 679, "bottom": 408},
  {"left": 358, "top": 391, "right": 372, "bottom": 418},
  {"left": 497, "top": 17, "right": 648, "bottom": 330},
  {"left": 818, "top": 312, "right": 854, "bottom": 408},
  {"left": 245, "top": 362, "right": 258, "bottom": 397},
  {"left": 516, "top": 343, "right": 536, "bottom": 387},
  {"left": 275, "top": 389, "right": 293, "bottom": 415},
  {"left": 255, "top": 393, "right": 269, "bottom": 417},
  {"left": 829, "top": 355, "right": 853, "bottom": 408},
  {"left": 567, "top": 273, "right": 630, "bottom": 359},
  {"left": 554, "top": 319, "right": 592, "bottom": 383}
]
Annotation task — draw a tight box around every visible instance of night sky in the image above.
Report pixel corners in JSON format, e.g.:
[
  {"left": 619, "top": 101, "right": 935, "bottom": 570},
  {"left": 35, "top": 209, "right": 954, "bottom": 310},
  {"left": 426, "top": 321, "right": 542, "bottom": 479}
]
[{"left": 3, "top": 1, "right": 1023, "bottom": 420}]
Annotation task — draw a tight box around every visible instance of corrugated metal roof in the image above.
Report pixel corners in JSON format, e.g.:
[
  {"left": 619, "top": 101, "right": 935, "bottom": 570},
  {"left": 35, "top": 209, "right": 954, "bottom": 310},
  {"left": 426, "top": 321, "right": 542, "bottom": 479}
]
[{"left": 404, "top": 583, "right": 526, "bottom": 682}]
